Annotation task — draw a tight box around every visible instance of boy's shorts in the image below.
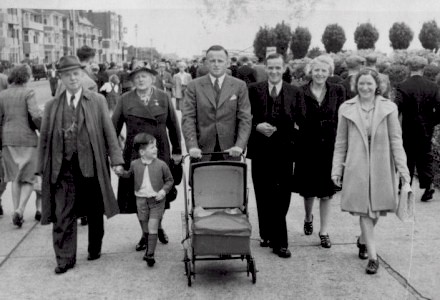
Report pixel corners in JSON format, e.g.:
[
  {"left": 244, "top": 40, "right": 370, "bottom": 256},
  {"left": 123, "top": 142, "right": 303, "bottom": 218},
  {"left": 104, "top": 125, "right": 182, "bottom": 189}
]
[{"left": 136, "top": 196, "right": 165, "bottom": 221}]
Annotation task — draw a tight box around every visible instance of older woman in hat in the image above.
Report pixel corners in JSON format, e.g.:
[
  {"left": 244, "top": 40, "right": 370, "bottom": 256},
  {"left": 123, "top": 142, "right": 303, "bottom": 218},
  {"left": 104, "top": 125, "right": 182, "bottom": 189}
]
[
  {"left": 37, "top": 55, "right": 124, "bottom": 274},
  {"left": 112, "top": 63, "right": 182, "bottom": 251},
  {"left": 0, "top": 64, "right": 42, "bottom": 227}
]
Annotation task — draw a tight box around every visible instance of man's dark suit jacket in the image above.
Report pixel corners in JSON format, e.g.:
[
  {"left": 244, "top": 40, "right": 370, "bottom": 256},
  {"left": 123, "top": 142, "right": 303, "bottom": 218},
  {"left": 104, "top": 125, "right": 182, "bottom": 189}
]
[
  {"left": 395, "top": 75, "right": 440, "bottom": 138},
  {"left": 246, "top": 81, "right": 304, "bottom": 161}
]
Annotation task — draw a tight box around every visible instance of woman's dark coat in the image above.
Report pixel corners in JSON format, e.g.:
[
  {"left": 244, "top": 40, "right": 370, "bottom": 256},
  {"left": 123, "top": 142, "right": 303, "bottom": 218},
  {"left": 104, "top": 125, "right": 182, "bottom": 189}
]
[
  {"left": 293, "top": 81, "right": 346, "bottom": 198},
  {"left": 112, "top": 88, "right": 181, "bottom": 213}
]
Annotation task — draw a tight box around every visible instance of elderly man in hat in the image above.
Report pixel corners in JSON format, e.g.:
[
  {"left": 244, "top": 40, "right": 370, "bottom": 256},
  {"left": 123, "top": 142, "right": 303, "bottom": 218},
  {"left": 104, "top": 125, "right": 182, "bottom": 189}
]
[
  {"left": 37, "top": 55, "right": 124, "bottom": 274},
  {"left": 395, "top": 56, "right": 440, "bottom": 202},
  {"left": 342, "top": 55, "right": 365, "bottom": 99}
]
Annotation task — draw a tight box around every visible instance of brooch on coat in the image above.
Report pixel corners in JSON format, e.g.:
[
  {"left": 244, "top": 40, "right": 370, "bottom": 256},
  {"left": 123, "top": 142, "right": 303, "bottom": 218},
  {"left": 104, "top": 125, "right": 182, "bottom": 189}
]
[{"left": 153, "top": 99, "right": 159, "bottom": 106}]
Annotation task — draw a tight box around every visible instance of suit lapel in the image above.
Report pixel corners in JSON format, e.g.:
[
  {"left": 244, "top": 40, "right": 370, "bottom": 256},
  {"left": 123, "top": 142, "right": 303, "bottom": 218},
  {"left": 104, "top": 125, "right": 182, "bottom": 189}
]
[
  {"left": 200, "top": 75, "right": 217, "bottom": 107},
  {"left": 217, "top": 75, "right": 234, "bottom": 108}
]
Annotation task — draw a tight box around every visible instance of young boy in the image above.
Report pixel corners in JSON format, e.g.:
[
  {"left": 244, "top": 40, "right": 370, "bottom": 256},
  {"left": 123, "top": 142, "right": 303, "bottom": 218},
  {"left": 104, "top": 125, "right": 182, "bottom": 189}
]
[{"left": 120, "top": 133, "right": 174, "bottom": 267}]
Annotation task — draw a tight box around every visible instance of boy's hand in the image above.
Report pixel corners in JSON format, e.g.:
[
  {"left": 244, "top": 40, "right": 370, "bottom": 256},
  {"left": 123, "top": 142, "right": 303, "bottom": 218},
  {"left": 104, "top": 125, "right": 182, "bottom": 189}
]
[{"left": 155, "top": 189, "right": 166, "bottom": 201}]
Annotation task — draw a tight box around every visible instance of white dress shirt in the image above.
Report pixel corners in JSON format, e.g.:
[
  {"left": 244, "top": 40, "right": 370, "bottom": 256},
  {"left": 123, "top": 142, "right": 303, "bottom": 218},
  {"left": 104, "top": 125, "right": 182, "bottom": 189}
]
[
  {"left": 209, "top": 74, "right": 226, "bottom": 89},
  {"left": 65, "top": 88, "right": 83, "bottom": 108},
  {"left": 135, "top": 159, "right": 158, "bottom": 198},
  {"left": 268, "top": 81, "right": 283, "bottom": 97}
]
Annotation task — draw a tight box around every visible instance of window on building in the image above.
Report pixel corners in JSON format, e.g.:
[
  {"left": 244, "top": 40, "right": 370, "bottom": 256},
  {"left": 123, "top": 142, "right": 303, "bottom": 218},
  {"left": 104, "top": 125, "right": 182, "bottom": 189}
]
[
  {"left": 23, "top": 29, "right": 29, "bottom": 42},
  {"left": 43, "top": 17, "right": 47, "bottom": 25},
  {"left": 34, "top": 33, "right": 39, "bottom": 44},
  {"left": 54, "top": 16, "right": 58, "bottom": 26},
  {"left": 7, "top": 24, "right": 15, "bottom": 38}
]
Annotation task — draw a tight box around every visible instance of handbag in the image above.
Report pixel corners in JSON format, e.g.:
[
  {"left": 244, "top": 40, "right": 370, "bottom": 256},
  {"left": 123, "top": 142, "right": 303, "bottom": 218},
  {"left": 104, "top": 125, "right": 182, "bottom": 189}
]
[
  {"left": 396, "top": 184, "right": 415, "bottom": 222},
  {"left": 169, "top": 158, "right": 183, "bottom": 185}
]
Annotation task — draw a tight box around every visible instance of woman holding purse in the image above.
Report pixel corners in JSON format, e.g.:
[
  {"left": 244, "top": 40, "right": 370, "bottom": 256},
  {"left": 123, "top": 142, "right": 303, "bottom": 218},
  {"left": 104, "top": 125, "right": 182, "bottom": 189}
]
[{"left": 332, "top": 68, "right": 411, "bottom": 274}]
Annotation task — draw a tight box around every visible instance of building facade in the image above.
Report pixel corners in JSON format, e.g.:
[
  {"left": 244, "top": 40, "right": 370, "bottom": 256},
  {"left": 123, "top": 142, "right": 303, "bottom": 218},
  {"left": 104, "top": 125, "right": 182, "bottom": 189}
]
[
  {"left": 86, "top": 11, "right": 124, "bottom": 64},
  {"left": 0, "top": 8, "right": 124, "bottom": 65}
]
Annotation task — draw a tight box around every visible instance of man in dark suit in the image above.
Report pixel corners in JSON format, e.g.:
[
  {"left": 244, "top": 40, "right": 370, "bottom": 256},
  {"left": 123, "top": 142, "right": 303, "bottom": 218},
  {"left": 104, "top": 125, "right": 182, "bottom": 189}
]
[
  {"left": 37, "top": 56, "right": 124, "bottom": 274},
  {"left": 182, "top": 45, "right": 252, "bottom": 161},
  {"left": 395, "top": 55, "right": 440, "bottom": 202},
  {"left": 229, "top": 56, "right": 239, "bottom": 78},
  {"left": 188, "top": 59, "right": 198, "bottom": 79},
  {"left": 237, "top": 56, "right": 257, "bottom": 87},
  {"left": 247, "top": 53, "right": 304, "bottom": 258}
]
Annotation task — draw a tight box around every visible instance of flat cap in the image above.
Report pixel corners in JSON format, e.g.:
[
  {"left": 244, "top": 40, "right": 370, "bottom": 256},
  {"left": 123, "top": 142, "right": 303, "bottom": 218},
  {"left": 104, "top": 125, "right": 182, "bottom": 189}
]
[
  {"left": 406, "top": 55, "right": 428, "bottom": 71},
  {"left": 345, "top": 55, "right": 365, "bottom": 68}
]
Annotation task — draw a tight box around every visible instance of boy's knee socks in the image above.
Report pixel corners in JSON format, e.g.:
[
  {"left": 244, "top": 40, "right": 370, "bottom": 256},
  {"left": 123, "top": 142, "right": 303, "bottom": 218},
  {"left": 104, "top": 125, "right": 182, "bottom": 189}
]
[{"left": 147, "top": 234, "right": 158, "bottom": 256}]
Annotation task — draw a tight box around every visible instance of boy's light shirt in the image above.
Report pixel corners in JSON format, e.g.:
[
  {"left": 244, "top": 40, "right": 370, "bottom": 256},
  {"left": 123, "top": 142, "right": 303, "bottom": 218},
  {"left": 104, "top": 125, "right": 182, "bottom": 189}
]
[{"left": 134, "top": 158, "right": 158, "bottom": 197}]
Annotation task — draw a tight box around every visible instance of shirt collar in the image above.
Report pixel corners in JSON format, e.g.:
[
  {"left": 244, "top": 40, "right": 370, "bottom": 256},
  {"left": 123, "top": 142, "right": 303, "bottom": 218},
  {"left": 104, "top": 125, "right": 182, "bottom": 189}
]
[
  {"left": 141, "top": 157, "right": 154, "bottom": 165},
  {"left": 268, "top": 81, "right": 283, "bottom": 96},
  {"left": 209, "top": 73, "right": 226, "bottom": 89},
  {"left": 66, "top": 88, "right": 83, "bottom": 107}
]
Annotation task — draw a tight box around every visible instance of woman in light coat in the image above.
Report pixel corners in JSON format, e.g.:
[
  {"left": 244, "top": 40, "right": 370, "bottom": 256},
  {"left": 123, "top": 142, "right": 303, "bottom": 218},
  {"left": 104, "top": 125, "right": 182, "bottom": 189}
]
[{"left": 331, "top": 68, "right": 411, "bottom": 275}]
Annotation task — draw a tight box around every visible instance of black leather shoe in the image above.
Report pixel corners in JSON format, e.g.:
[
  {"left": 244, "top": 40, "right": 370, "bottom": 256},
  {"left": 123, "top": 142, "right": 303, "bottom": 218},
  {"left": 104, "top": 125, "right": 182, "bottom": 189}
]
[
  {"left": 80, "top": 217, "right": 88, "bottom": 226},
  {"left": 273, "top": 247, "right": 291, "bottom": 258},
  {"left": 319, "top": 232, "right": 332, "bottom": 248},
  {"left": 0, "top": 204, "right": 3, "bottom": 216},
  {"left": 136, "top": 237, "right": 147, "bottom": 251},
  {"left": 87, "top": 252, "right": 101, "bottom": 261},
  {"left": 35, "top": 211, "right": 41, "bottom": 221},
  {"left": 259, "top": 239, "right": 271, "bottom": 247},
  {"left": 304, "top": 215, "right": 313, "bottom": 235},
  {"left": 366, "top": 259, "right": 379, "bottom": 274},
  {"left": 145, "top": 254, "right": 155, "bottom": 267},
  {"left": 158, "top": 228, "right": 169, "bottom": 244},
  {"left": 357, "top": 238, "right": 368, "bottom": 260},
  {"left": 12, "top": 212, "right": 23, "bottom": 228},
  {"left": 421, "top": 188, "right": 435, "bottom": 202},
  {"left": 54, "top": 262, "right": 75, "bottom": 274}
]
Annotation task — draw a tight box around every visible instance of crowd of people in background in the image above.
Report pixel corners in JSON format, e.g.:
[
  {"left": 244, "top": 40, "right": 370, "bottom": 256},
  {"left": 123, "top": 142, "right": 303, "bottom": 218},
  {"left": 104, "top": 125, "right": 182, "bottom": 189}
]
[{"left": 0, "top": 43, "right": 439, "bottom": 277}]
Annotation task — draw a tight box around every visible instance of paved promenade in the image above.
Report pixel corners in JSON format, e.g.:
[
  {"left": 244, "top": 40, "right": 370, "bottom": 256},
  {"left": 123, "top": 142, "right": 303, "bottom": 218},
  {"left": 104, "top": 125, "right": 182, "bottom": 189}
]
[{"left": 0, "top": 169, "right": 438, "bottom": 299}]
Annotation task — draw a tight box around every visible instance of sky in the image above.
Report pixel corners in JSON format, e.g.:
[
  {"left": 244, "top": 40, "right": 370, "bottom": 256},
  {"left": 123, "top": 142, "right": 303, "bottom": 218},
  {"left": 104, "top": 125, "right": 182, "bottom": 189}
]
[{"left": 4, "top": 0, "right": 440, "bottom": 58}]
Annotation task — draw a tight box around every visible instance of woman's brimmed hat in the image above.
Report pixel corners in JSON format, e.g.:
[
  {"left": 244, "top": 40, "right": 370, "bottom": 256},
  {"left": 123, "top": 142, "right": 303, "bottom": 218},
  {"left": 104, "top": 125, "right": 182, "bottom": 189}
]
[
  {"left": 56, "top": 56, "right": 85, "bottom": 73},
  {"left": 129, "top": 64, "right": 158, "bottom": 79}
]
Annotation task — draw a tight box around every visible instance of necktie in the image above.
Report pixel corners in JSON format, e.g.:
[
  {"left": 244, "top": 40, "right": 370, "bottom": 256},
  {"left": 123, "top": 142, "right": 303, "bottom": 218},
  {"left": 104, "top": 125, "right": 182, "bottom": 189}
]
[
  {"left": 270, "top": 86, "right": 277, "bottom": 99},
  {"left": 70, "top": 94, "right": 75, "bottom": 110},
  {"left": 214, "top": 78, "right": 221, "bottom": 104}
]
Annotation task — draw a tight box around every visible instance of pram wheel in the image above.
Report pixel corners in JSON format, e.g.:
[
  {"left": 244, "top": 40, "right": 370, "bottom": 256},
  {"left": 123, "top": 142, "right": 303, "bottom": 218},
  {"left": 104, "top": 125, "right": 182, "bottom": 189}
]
[
  {"left": 246, "top": 255, "right": 257, "bottom": 284},
  {"left": 185, "top": 260, "right": 192, "bottom": 287}
]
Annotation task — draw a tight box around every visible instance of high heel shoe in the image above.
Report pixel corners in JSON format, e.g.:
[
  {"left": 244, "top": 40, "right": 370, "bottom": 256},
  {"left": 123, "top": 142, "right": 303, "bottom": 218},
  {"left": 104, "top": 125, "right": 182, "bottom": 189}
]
[
  {"left": 366, "top": 259, "right": 379, "bottom": 274},
  {"left": 304, "top": 215, "right": 313, "bottom": 235},
  {"left": 357, "top": 238, "right": 368, "bottom": 260},
  {"left": 12, "top": 212, "right": 23, "bottom": 228},
  {"left": 319, "top": 232, "right": 332, "bottom": 248}
]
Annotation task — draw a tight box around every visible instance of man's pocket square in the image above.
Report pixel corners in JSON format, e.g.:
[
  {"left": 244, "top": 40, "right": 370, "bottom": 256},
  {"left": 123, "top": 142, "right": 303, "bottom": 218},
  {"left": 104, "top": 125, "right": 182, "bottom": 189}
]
[{"left": 229, "top": 95, "right": 237, "bottom": 101}]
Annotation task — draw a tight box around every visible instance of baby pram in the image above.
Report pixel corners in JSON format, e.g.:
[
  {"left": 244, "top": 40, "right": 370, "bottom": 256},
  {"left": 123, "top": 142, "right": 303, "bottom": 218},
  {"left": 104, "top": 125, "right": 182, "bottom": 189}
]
[{"left": 181, "top": 153, "right": 257, "bottom": 286}]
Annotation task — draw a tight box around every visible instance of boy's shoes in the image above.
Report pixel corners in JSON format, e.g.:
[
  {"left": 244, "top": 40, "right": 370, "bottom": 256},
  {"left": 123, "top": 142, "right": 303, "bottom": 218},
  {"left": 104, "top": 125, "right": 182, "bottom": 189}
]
[
  {"left": 0, "top": 204, "right": 3, "bottom": 216},
  {"left": 158, "top": 229, "right": 169, "bottom": 244},
  {"left": 87, "top": 252, "right": 101, "bottom": 261},
  {"left": 366, "top": 259, "right": 379, "bottom": 274},
  {"left": 34, "top": 211, "right": 42, "bottom": 221},
  {"left": 273, "top": 247, "right": 291, "bottom": 258},
  {"left": 80, "top": 217, "right": 88, "bottom": 226},
  {"left": 145, "top": 254, "right": 155, "bottom": 267},
  {"left": 12, "top": 212, "right": 23, "bottom": 228},
  {"left": 421, "top": 188, "right": 435, "bottom": 202},
  {"left": 136, "top": 236, "right": 147, "bottom": 251}
]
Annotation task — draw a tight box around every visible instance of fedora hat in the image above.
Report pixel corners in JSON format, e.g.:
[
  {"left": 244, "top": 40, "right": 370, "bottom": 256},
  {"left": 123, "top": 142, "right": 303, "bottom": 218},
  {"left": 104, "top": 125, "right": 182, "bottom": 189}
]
[
  {"left": 56, "top": 55, "right": 85, "bottom": 73},
  {"left": 129, "top": 63, "right": 158, "bottom": 79}
]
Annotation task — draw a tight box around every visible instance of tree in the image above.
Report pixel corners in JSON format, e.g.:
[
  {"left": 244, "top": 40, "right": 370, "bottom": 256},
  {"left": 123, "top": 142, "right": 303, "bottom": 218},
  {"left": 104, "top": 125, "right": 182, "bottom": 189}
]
[
  {"left": 354, "top": 22, "right": 379, "bottom": 50},
  {"left": 253, "top": 25, "right": 277, "bottom": 62},
  {"left": 419, "top": 20, "right": 440, "bottom": 51},
  {"left": 273, "top": 21, "right": 292, "bottom": 57},
  {"left": 290, "top": 26, "right": 311, "bottom": 59},
  {"left": 389, "top": 22, "right": 414, "bottom": 50},
  {"left": 321, "top": 24, "right": 346, "bottom": 53},
  {"left": 307, "top": 47, "right": 322, "bottom": 59}
]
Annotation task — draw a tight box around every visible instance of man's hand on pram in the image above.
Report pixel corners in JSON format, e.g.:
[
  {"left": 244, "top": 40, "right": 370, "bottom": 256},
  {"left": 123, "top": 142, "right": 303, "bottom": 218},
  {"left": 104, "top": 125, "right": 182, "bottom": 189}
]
[
  {"left": 172, "top": 154, "right": 183, "bottom": 163},
  {"left": 189, "top": 148, "right": 202, "bottom": 159},
  {"left": 155, "top": 189, "right": 166, "bottom": 201},
  {"left": 225, "top": 146, "right": 243, "bottom": 157}
]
